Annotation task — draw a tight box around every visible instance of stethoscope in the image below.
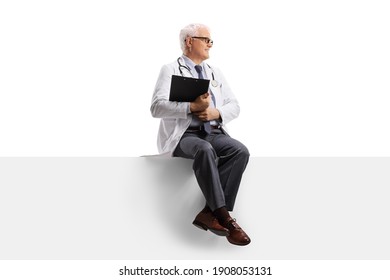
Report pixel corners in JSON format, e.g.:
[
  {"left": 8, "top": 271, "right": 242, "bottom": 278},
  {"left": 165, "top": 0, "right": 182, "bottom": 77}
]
[{"left": 177, "top": 57, "right": 219, "bottom": 87}]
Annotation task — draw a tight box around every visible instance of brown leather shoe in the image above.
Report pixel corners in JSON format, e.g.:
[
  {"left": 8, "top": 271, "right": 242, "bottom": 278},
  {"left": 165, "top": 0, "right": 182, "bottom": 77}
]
[
  {"left": 225, "top": 218, "right": 251, "bottom": 246},
  {"left": 193, "top": 211, "right": 230, "bottom": 236}
]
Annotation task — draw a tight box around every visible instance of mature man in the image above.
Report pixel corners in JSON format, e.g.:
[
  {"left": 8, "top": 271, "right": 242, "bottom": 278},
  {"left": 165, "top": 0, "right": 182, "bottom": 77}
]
[{"left": 151, "top": 23, "right": 250, "bottom": 246}]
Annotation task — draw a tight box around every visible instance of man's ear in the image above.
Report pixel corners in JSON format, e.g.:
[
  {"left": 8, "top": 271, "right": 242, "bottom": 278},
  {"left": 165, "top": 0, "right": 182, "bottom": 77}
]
[{"left": 185, "top": 37, "right": 192, "bottom": 48}]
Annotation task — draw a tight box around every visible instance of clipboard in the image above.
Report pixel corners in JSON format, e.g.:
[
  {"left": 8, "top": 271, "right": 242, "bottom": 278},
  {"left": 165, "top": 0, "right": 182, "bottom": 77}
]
[{"left": 169, "top": 75, "right": 210, "bottom": 102}]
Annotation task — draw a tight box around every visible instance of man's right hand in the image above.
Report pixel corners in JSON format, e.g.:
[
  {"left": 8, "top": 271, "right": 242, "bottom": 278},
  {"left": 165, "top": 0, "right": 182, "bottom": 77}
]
[{"left": 190, "top": 93, "right": 210, "bottom": 112}]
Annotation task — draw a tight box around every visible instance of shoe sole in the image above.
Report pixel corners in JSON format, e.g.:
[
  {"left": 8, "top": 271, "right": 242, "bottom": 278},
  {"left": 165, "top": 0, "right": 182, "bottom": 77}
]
[
  {"left": 226, "top": 237, "right": 251, "bottom": 246},
  {"left": 192, "top": 220, "right": 230, "bottom": 237}
]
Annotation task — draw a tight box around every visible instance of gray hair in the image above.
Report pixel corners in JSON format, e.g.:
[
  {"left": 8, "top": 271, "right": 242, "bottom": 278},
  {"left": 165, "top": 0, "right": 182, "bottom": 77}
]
[{"left": 179, "top": 23, "right": 210, "bottom": 52}]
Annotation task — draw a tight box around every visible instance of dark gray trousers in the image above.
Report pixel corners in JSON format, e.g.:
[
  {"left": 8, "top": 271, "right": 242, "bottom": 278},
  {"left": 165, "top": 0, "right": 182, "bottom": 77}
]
[{"left": 173, "top": 129, "right": 250, "bottom": 211}]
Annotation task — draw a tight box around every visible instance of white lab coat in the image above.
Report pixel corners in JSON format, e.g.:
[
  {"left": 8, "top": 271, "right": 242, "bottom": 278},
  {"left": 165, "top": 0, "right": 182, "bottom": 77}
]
[{"left": 150, "top": 57, "right": 240, "bottom": 156}]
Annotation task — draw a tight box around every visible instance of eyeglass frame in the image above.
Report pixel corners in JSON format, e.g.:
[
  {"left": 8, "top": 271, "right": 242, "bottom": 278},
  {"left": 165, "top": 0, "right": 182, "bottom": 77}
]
[{"left": 191, "top": 36, "right": 214, "bottom": 45}]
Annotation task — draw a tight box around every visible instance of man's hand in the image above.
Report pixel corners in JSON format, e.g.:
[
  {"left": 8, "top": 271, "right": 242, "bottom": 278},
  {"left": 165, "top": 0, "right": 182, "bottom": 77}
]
[
  {"left": 190, "top": 93, "right": 210, "bottom": 112},
  {"left": 194, "top": 108, "right": 220, "bottom": 122}
]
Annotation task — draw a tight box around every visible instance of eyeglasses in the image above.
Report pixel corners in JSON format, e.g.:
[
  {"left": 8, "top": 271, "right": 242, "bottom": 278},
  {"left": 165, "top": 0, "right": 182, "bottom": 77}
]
[{"left": 191, "top": 36, "right": 214, "bottom": 45}]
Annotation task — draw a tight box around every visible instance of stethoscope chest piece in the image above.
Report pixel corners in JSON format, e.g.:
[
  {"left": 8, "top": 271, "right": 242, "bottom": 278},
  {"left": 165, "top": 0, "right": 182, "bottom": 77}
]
[{"left": 211, "top": 80, "right": 218, "bottom": 87}]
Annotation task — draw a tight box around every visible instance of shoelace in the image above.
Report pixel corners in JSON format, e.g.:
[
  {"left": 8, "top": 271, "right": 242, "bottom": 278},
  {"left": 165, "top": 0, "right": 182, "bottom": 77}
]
[{"left": 227, "top": 218, "right": 241, "bottom": 229}]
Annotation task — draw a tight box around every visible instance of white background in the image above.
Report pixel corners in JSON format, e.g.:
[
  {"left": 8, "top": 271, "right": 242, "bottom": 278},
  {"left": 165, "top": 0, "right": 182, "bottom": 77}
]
[
  {"left": 1, "top": 3, "right": 390, "bottom": 278},
  {"left": 1, "top": 0, "right": 389, "bottom": 156}
]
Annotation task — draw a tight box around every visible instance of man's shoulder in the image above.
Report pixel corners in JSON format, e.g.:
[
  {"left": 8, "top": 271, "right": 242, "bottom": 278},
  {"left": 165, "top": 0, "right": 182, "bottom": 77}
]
[{"left": 160, "top": 59, "right": 178, "bottom": 72}]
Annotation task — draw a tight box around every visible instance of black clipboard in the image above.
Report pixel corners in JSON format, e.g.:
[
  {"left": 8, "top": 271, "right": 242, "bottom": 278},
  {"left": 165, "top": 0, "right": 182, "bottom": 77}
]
[{"left": 169, "top": 75, "right": 210, "bottom": 102}]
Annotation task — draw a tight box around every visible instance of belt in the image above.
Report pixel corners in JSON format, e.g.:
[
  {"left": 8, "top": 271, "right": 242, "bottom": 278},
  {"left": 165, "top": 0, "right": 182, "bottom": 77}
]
[{"left": 186, "top": 124, "right": 221, "bottom": 132}]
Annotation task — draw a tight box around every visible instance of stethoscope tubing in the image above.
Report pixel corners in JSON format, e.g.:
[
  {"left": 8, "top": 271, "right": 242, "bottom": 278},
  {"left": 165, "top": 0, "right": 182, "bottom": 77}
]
[{"left": 177, "top": 57, "right": 217, "bottom": 84}]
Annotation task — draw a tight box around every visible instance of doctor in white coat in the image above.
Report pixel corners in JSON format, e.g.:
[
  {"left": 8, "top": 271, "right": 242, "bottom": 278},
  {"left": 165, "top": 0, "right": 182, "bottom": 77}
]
[{"left": 151, "top": 23, "right": 251, "bottom": 246}]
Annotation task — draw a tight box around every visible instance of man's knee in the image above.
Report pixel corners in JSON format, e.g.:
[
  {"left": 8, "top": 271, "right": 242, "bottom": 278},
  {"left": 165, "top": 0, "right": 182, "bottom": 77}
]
[
  {"left": 234, "top": 144, "right": 250, "bottom": 163},
  {"left": 240, "top": 145, "right": 250, "bottom": 158}
]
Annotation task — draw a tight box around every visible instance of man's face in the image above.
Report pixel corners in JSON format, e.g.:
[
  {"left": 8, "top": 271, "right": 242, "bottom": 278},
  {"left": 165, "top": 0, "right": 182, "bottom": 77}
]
[{"left": 189, "top": 27, "right": 213, "bottom": 61}]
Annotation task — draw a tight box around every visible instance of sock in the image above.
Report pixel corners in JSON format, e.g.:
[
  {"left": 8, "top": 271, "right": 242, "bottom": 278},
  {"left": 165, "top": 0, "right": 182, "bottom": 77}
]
[{"left": 213, "top": 206, "right": 231, "bottom": 226}]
